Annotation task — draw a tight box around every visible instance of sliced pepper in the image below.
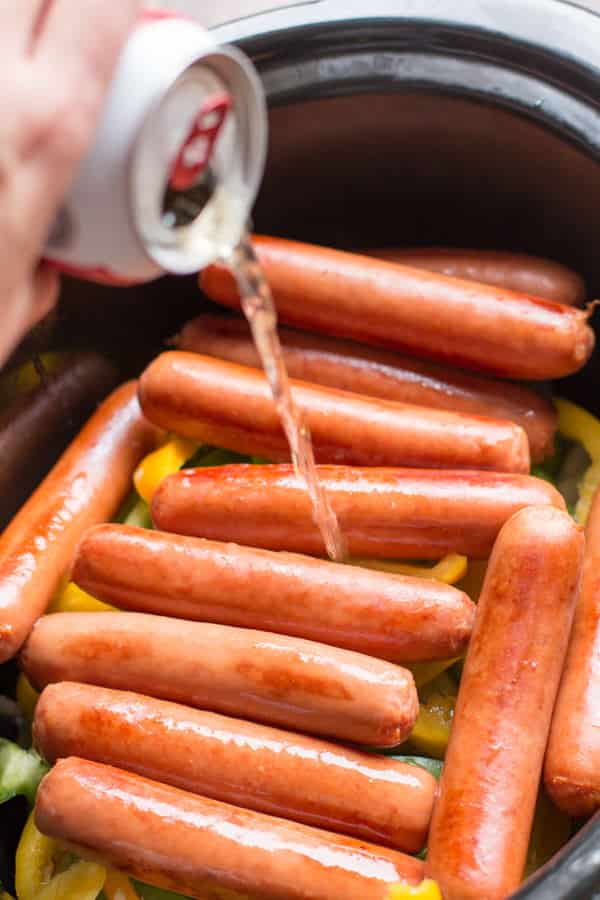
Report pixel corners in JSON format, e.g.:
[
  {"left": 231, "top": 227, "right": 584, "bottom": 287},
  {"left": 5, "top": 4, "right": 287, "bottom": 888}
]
[
  {"left": 405, "top": 658, "right": 460, "bottom": 689},
  {"left": 574, "top": 458, "right": 600, "bottom": 525},
  {"left": 133, "top": 436, "right": 198, "bottom": 504},
  {"left": 348, "top": 554, "right": 468, "bottom": 585},
  {"left": 0, "top": 740, "right": 48, "bottom": 806},
  {"left": 16, "top": 811, "right": 106, "bottom": 900},
  {"left": 387, "top": 880, "right": 442, "bottom": 900},
  {"left": 16, "top": 674, "right": 40, "bottom": 721},
  {"left": 408, "top": 672, "right": 457, "bottom": 760},
  {"left": 48, "top": 582, "right": 114, "bottom": 614},
  {"left": 456, "top": 559, "right": 488, "bottom": 603},
  {"left": 555, "top": 397, "right": 600, "bottom": 461},
  {"left": 103, "top": 871, "right": 141, "bottom": 900},
  {"left": 555, "top": 397, "right": 600, "bottom": 524}
]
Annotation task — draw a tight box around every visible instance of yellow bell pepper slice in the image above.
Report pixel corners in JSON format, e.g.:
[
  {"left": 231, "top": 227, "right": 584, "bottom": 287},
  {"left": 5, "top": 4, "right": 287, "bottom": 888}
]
[
  {"left": 133, "top": 436, "right": 198, "bottom": 504},
  {"left": 48, "top": 582, "right": 114, "bottom": 614},
  {"left": 409, "top": 693, "right": 455, "bottom": 759},
  {"left": 387, "top": 880, "right": 442, "bottom": 900},
  {"left": 574, "top": 457, "right": 600, "bottom": 525},
  {"left": 32, "top": 863, "right": 106, "bottom": 900},
  {"left": 349, "top": 554, "right": 467, "bottom": 585},
  {"left": 16, "top": 673, "right": 39, "bottom": 720},
  {"left": 16, "top": 811, "right": 106, "bottom": 900},
  {"left": 103, "top": 871, "right": 140, "bottom": 900},
  {"left": 16, "top": 810, "right": 58, "bottom": 900},
  {"left": 555, "top": 398, "right": 600, "bottom": 525},
  {"left": 406, "top": 658, "right": 460, "bottom": 689},
  {"left": 2, "top": 892, "right": 16, "bottom": 900},
  {"left": 555, "top": 397, "right": 600, "bottom": 462}
]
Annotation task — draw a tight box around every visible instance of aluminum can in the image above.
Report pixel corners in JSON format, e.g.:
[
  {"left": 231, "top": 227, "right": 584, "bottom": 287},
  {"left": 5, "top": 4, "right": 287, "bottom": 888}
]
[{"left": 45, "top": 10, "right": 267, "bottom": 284}]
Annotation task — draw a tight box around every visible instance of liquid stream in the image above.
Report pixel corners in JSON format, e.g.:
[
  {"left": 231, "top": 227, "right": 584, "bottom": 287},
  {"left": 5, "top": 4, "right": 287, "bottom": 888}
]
[{"left": 224, "top": 236, "right": 346, "bottom": 562}]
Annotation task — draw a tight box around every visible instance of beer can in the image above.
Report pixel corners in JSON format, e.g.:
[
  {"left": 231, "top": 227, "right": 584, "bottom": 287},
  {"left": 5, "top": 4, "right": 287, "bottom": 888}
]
[{"left": 45, "top": 10, "right": 267, "bottom": 284}]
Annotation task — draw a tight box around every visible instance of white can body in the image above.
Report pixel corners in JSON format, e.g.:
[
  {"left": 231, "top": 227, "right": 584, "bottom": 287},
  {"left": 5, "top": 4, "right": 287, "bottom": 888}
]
[{"left": 45, "top": 12, "right": 267, "bottom": 284}]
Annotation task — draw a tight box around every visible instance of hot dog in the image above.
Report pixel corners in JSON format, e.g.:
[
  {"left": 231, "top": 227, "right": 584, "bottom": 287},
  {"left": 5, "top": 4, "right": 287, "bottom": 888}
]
[
  {"left": 151, "top": 464, "right": 565, "bottom": 560},
  {"left": 177, "top": 315, "right": 557, "bottom": 462},
  {"left": 36, "top": 757, "right": 425, "bottom": 900},
  {"left": 0, "top": 352, "right": 118, "bottom": 527},
  {"left": 545, "top": 485, "right": 600, "bottom": 818},
  {"left": 35, "top": 682, "right": 436, "bottom": 852},
  {"left": 365, "top": 247, "right": 586, "bottom": 306},
  {"left": 71, "top": 524, "right": 475, "bottom": 662},
  {"left": 0, "top": 382, "right": 159, "bottom": 663},
  {"left": 21, "top": 612, "right": 418, "bottom": 746},
  {"left": 425, "top": 507, "right": 584, "bottom": 900},
  {"left": 139, "top": 352, "right": 531, "bottom": 473},
  {"left": 199, "top": 236, "right": 594, "bottom": 380}
]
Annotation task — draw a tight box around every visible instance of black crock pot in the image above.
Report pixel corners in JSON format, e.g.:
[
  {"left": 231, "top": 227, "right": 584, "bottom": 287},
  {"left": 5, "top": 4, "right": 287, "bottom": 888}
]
[
  {"left": 4, "top": 1, "right": 600, "bottom": 898},
  {"left": 210, "top": 3, "right": 600, "bottom": 898}
]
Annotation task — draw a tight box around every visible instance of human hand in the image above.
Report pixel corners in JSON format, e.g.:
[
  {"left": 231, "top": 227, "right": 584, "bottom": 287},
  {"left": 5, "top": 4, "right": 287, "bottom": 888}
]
[{"left": 0, "top": 0, "right": 141, "bottom": 367}]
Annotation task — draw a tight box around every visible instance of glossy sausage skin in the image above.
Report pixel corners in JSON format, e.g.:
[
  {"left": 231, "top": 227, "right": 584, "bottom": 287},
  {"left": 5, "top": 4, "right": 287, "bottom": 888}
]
[
  {"left": 366, "top": 247, "right": 586, "bottom": 306},
  {"left": 152, "top": 464, "right": 565, "bottom": 560},
  {"left": 36, "top": 758, "right": 425, "bottom": 900},
  {"left": 545, "top": 487, "right": 600, "bottom": 817},
  {"left": 199, "top": 236, "right": 594, "bottom": 380},
  {"left": 72, "top": 524, "right": 475, "bottom": 662},
  {"left": 425, "top": 507, "right": 584, "bottom": 900},
  {"left": 35, "top": 682, "right": 435, "bottom": 852},
  {"left": 0, "top": 352, "right": 118, "bottom": 528},
  {"left": 0, "top": 382, "right": 159, "bottom": 663},
  {"left": 139, "top": 352, "right": 530, "bottom": 473},
  {"left": 178, "top": 315, "right": 557, "bottom": 463},
  {"left": 21, "top": 612, "right": 418, "bottom": 747}
]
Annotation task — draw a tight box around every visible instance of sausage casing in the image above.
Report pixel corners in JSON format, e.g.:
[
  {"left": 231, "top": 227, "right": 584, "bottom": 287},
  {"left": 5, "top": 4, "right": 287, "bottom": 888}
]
[
  {"left": 199, "top": 236, "right": 594, "bottom": 380},
  {"left": 36, "top": 758, "right": 425, "bottom": 900},
  {"left": 139, "top": 352, "right": 531, "bottom": 473},
  {"left": 152, "top": 464, "right": 565, "bottom": 560},
  {"left": 34, "top": 682, "right": 435, "bottom": 852},
  {"left": 545, "top": 486, "right": 600, "bottom": 817},
  {"left": 21, "top": 611, "right": 418, "bottom": 747},
  {"left": 178, "top": 314, "right": 557, "bottom": 462},
  {"left": 425, "top": 507, "right": 584, "bottom": 900},
  {"left": 0, "top": 382, "right": 159, "bottom": 663},
  {"left": 365, "top": 247, "right": 586, "bottom": 306},
  {"left": 72, "top": 523, "right": 475, "bottom": 662}
]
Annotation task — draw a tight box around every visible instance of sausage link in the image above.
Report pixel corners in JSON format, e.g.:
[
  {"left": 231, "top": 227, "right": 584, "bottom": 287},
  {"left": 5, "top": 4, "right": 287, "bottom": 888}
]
[
  {"left": 199, "top": 236, "right": 594, "bottom": 380},
  {"left": 545, "top": 486, "right": 600, "bottom": 817},
  {"left": 35, "top": 682, "right": 436, "bottom": 852},
  {"left": 72, "top": 524, "right": 475, "bottom": 662},
  {"left": 0, "top": 382, "right": 159, "bottom": 663},
  {"left": 365, "top": 247, "right": 586, "bottom": 306},
  {"left": 21, "top": 612, "right": 418, "bottom": 747},
  {"left": 152, "top": 464, "right": 564, "bottom": 560},
  {"left": 139, "top": 352, "right": 530, "bottom": 473},
  {"left": 36, "top": 758, "right": 425, "bottom": 900},
  {"left": 425, "top": 507, "right": 584, "bottom": 900},
  {"left": 178, "top": 314, "right": 557, "bottom": 462},
  {"left": 0, "top": 352, "right": 118, "bottom": 527}
]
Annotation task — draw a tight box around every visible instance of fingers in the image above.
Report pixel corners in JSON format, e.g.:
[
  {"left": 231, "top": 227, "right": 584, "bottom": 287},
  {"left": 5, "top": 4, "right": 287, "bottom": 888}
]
[{"left": 0, "top": 0, "right": 53, "bottom": 56}]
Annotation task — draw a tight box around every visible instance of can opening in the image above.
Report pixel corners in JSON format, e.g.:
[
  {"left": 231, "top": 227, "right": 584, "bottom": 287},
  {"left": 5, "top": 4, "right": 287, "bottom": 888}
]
[{"left": 161, "top": 167, "right": 218, "bottom": 229}]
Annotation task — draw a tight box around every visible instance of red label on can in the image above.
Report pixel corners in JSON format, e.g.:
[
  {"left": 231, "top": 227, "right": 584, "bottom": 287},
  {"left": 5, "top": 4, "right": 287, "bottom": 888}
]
[{"left": 169, "top": 92, "right": 231, "bottom": 192}]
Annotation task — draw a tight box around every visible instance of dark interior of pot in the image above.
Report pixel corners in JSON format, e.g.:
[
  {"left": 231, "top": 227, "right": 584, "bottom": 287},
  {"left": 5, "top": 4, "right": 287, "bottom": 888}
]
[{"left": 3, "top": 85, "right": 600, "bottom": 899}]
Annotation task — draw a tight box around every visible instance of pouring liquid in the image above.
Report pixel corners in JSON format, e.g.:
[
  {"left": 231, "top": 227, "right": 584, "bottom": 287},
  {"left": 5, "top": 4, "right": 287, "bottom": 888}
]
[{"left": 224, "top": 236, "right": 346, "bottom": 562}]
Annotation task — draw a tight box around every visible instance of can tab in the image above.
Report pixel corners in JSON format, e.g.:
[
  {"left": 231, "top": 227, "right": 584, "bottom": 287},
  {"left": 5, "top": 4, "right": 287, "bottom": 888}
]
[{"left": 169, "top": 93, "right": 231, "bottom": 192}]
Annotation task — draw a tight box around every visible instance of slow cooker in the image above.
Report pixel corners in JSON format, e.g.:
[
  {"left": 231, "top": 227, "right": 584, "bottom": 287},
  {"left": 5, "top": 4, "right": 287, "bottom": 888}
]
[{"left": 4, "top": 1, "right": 600, "bottom": 897}]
